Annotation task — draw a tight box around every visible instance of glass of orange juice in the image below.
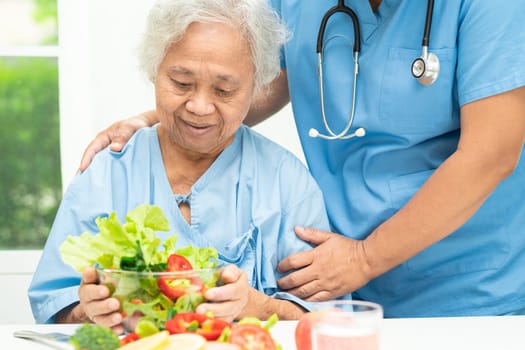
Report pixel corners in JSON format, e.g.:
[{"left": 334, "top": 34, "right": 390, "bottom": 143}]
[{"left": 311, "top": 300, "right": 383, "bottom": 350}]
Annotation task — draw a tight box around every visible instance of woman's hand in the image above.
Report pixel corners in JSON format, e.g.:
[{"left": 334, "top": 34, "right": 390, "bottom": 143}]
[
  {"left": 79, "top": 111, "right": 158, "bottom": 172},
  {"left": 77, "top": 267, "right": 124, "bottom": 334},
  {"left": 195, "top": 265, "right": 250, "bottom": 322},
  {"left": 277, "top": 227, "right": 374, "bottom": 301}
]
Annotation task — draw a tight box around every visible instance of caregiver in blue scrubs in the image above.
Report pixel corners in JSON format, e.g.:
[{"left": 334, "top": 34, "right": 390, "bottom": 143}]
[{"left": 80, "top": 0, "right": 525, "bottom": 317}]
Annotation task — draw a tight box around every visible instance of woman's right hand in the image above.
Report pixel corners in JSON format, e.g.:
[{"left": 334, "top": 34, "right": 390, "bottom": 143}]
[
  {"left": 195, "top": 265, "right": 250, "bottom": 322},
  {"left": 79, "top": 111, "right": 158, "bottom": 172},
  {"left": 78, "top": 267, "right": 124, "bottom": 334}
]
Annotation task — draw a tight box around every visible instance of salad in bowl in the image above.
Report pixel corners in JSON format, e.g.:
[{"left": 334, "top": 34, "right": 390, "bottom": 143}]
[{"left": 60, "top": 204, "right": 221, "bottom": 330}]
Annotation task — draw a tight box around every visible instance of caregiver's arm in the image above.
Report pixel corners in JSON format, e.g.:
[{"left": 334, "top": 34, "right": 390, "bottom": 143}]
[
  {"left": 245, "top": 69, "right": 290, "bottom": 126},
  {"left": 278, "top": 86, "right": 525, "bottom": 301},
  {"left": 364, "top": 85, "right": 525, "bottom": 278},
  {"left": 78, "top": 70, "right": 289, "bottom": 171},
  {"left": 78, "top": 111, "right": 157, "bottom": 171}
]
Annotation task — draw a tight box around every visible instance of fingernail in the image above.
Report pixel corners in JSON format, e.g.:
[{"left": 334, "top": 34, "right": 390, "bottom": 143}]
[{"left": 110, "top": 143, "right": 122, "bottom": 151}]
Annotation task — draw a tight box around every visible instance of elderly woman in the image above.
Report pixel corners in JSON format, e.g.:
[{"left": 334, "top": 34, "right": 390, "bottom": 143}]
[{"left": 29, "top": 0, "right": 333, "bottom": 332}]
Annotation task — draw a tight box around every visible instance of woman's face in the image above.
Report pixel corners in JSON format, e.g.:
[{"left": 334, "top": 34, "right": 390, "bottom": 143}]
[{"left": 155, "top": 22, "right": 255, "bottom": 157}]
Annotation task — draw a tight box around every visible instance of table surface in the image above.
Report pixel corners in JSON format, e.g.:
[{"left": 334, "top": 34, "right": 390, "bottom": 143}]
[{"left": 3, "top": 316, "right": 525, "bottom": 349}]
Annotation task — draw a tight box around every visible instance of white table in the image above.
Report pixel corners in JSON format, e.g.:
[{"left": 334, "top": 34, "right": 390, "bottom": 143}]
[{"left": 3, "top": 316, "right": 525, "bottom": 349}]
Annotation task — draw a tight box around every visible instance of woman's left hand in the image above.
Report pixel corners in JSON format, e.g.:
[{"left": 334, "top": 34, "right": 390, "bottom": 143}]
[
  {"left": 195, "top": 264, "right": 249, "bottom": 322},
  {"left": 277, "top": 227, "right": 373, "bottom": 301}
]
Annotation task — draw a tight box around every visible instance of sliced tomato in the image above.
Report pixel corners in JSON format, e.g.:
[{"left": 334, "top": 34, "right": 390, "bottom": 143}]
[
  {"left": 158, "top": 254, "right": 198, "bottom": 299},
  {"left": 167, "top": 253, "right": 193, "bottom": 271},
  {"left": 229, "top": 324, "right": 276, "bottom": 350},
  {"left": 158, "top": 275, "right": 204, "bottom": 300},
  {"left": 165, "top": 312, "right": 231, "bottom": 341},
  {"left": 158, "top": 277, "right": 189, "bottom": 299},
  {"left": 120, "top": 332, "right": 140, "bottom": 346}
]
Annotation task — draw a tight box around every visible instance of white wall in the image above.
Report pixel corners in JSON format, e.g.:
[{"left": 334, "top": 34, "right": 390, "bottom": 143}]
[{"left": 0, "top": 251, "right": 41, "bottom": 324}]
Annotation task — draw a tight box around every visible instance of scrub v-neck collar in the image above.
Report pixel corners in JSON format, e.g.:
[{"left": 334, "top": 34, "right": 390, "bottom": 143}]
[{"left": 349, "top": 0, "right": 400, "bottom": 42}]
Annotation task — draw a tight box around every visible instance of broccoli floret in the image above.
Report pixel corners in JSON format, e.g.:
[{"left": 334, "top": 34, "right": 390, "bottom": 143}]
[{"left": 69, "top": 323, "right": 120, "bottom": 350}]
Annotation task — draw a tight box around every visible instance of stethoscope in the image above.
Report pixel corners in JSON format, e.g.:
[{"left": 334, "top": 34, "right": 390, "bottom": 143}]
[{"left": 309, "top": 0, "right": 439, "bottom": 140}]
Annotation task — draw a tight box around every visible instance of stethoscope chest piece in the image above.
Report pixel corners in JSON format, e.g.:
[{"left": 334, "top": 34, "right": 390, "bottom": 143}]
[{"left": 411, "top": 50, "right": 440, "bottom": 86}]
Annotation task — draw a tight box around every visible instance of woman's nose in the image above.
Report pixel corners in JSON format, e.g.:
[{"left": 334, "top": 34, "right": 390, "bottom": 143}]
[{"left": 185, "top": 92, "right": 215, "bottom": 116}]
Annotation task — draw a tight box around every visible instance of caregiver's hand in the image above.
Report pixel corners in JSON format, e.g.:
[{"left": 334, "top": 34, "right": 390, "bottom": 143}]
[
  {"left": 79, "top": 111, "right": 157, "bottom": 172},
  {"left": 277, "top": 227, "right": 373, "bottom": 301}
]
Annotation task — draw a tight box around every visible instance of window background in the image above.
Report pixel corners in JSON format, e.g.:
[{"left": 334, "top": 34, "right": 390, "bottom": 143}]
[
  {"left": 0, "top": 0, "right": 60, "bottom": 250},
  {"left": 0, "top": 0, "right": 59, "bottom": 324}
]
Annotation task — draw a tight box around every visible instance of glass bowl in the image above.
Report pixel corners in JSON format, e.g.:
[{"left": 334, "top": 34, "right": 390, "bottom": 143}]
[{"left": 97, "top": 266, "right": 222, "bottom": 331}]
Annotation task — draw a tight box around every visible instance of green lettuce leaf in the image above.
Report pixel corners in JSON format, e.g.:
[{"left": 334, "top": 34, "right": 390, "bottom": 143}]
[{"left": 60, "top": 204, "right": 170, "bottom": 272}]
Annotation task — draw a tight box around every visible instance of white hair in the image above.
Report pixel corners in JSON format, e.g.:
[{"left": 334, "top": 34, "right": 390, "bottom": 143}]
[{"left": 138, "top": 0, "right": 289, "bottom": 93}]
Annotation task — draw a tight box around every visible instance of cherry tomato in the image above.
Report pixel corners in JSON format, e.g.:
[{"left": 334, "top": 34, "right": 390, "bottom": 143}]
[
  {"left": 165, "top": 312, "right": 231, "bottom": 341},
  {"left": 167, "top": 254, "right": 192, "bottom": 271},
  {"left": 120, "top": 332, "right": 140, "bottom": 346},
  {"left": 229, "top": 324, "right": 276, "bottom": 350}
]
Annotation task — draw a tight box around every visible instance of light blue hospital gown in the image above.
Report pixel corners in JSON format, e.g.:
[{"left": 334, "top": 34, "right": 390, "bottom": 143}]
[
  {"left": 271, "top": 0, "right": 525, "bottom": 316},
  {"left": 29, "top": 125, "right": 332, "bottom": 323}
]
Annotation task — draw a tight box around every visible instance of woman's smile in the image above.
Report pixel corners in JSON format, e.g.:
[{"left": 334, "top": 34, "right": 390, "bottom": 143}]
[{"left": 180, "top": 118, "right": 215, "bottom": 136}]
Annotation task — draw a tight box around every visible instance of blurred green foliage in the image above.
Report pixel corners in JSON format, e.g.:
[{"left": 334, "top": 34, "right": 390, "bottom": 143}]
[
  {"left": 0, "top": 0, "right": 60, "bottom": 249},
  {"left": 0, "top": 0, "right": 63, "bottom": 249},
  {"left": 33, "top": 0, "right": 59, "bottom": 45},
  {"left": 0, "top": 58, "right": 61, "bottom": 249}
]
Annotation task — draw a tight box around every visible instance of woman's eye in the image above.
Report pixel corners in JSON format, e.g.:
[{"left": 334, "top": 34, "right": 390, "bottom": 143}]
[
  {"left": 172, "top": 80, "right": 192, "bottom": 90},
  {"left": 215, "top": 88, "right": 233, "bottom": 97}
]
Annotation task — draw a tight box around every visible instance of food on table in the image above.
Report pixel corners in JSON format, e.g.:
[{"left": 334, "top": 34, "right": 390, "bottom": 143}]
[
  {"left": 120, "top": 332, "right": 140, "bottom": 346},
  {"left": 202, "top": 342, "right": 242, "bottom": 350},
  {"left": 61, "top": 204, "right": 283, "bottom": 349},
  {"left": 230, "top": 324, "right": 276, "bottom": 350},
  {"left": 118, "top": 330, "right": 170, "bottom": 350},
  {"left": 164, "top": 333, "right": 208, "bottom": 350},
  {"left": 223, "top": 314, "right": 280, "bottom": 350},
  {"left": 119, "top": 314, "right": 281, "bottom": 349},
  {"left": 69, "top": 323, "right": 121, "bottom": 350},
  {"left": 165, "top": 312, "right": 231, "bottom": 341},
  {"left": 121, "top": 332, "right": 208, "bottom": 350},
  {"left": 60, "top": 204, "right": 220, "bottom": 330},
  {"left": 97, "top": 262, "right": 221, "bottom": 330}
]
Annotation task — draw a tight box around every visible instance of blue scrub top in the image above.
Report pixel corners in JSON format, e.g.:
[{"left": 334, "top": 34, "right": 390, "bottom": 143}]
[
  {"left": 29, "top": 126, "right": 333, "bottom": 324},
  {"left": 270, "top": 0, "right": 525, "bottom": 316}
]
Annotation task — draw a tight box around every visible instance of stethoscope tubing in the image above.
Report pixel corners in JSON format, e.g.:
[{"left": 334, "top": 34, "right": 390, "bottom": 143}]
[
  {"left": 312, "top": 0, "right": 437, "bottom": 141},
  {"left": 316, "top": 0, "right": 360, "bottom": 55}
]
